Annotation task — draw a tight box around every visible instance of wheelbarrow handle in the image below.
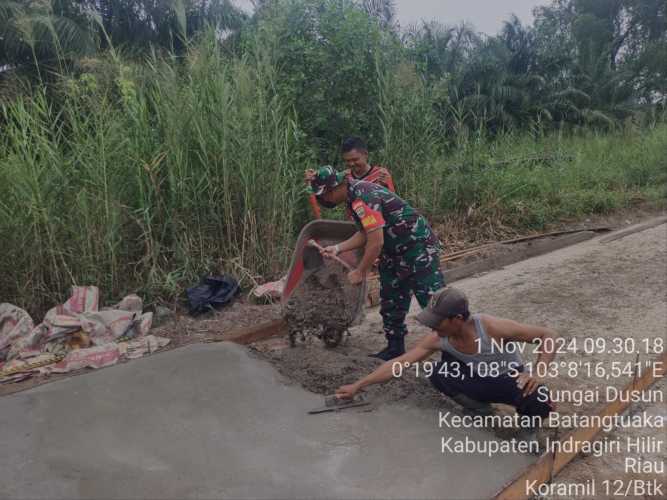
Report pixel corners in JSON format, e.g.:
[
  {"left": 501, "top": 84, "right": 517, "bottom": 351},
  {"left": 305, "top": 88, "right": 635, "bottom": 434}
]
[{"left": 307, "top": 239, "right": 354, "bottom": 271}]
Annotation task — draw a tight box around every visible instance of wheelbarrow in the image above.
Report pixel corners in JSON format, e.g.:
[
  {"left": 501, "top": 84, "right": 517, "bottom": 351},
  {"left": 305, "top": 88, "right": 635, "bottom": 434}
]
[{"left": 281, "top": 220, "right": 367, "bottom": 347}]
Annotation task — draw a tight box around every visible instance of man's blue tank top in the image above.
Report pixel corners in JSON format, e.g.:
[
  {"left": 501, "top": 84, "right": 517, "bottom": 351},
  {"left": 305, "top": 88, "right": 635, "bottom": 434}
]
[{"left": 440, "top": 314, "right": 524, "bottom": 375}]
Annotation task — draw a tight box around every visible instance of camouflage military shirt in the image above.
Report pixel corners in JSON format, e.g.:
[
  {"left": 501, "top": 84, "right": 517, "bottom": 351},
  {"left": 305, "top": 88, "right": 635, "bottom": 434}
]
[
  {"left": 345, "top": 165, "right": 395, "bottom": 192},
  {"left": 346, "top": 180, "right": 439, "bottom": 256}
]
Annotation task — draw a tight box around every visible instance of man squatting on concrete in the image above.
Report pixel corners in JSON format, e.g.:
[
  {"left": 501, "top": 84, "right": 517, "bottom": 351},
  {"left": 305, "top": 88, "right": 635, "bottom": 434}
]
[
  {"left": 307, "top": 152, "right": 444, "bottom": 361},
  {"left": 336, "top": 287, "right": 557, "bottom": 417}
]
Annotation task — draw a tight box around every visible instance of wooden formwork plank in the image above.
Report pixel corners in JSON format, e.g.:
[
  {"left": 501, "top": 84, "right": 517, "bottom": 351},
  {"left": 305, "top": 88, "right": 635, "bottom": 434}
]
[
  {"left": 599, "top": 216, "right": 667, "bottom": 244},
  {"left": 442, "top": 243, "right": 499, "bottom": 261},
  {"left": 494, "top": 351, "right": 667, "bottom": 500},
  {"left": 436, "top": 227, "right": 611, "bottom": 262},
  {"left": 444, "top": 231, "right": 596, "bottom": 282},
  {"left": 365, "top": 231, "right": 597, "bottom": 306},
  {"left": 216, "top": 318, "right": 289, "bottom": 345}
]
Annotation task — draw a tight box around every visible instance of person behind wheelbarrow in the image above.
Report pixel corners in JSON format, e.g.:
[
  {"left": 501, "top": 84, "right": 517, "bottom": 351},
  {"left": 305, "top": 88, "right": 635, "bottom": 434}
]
[
  {"left": 340, "top": 136, "right": 395, "bottom": 193},
  {"left": 306, "top": 165, "right": 445, "bottom": 361}
]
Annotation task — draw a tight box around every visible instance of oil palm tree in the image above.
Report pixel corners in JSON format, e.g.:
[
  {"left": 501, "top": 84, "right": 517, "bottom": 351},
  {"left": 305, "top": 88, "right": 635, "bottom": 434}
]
[
  {"left": 1, "top": 1, "right": 96, "bottom": 75},
  {"left": 360, "top": 0, "right": 396, "bottom": 29}
]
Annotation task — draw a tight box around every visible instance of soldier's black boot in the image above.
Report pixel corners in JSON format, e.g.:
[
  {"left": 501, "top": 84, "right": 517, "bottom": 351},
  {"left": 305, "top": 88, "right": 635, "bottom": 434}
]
[{"left": 369, "top": 335, "right": 405, "bottom": 361}]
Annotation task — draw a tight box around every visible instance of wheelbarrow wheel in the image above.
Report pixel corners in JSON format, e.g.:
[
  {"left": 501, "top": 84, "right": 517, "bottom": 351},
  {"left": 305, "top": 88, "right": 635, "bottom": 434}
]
[{"left": 322, "top": 328, "right": 343, "bottom": 348}]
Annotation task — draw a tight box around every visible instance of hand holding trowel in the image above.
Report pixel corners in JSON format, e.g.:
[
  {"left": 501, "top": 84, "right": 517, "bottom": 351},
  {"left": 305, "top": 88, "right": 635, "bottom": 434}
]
[
  {"left": 308, "top": 380, "right": 371, "bottom": 414},
  {"left": 308, "top": 393, "right": 370, "bottom": 414}
]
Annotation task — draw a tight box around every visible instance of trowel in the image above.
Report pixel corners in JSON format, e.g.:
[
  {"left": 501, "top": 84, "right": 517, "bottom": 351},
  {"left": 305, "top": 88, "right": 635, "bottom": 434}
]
[{"left": 308, "top": 394, "right": 370, "bottom": 414}]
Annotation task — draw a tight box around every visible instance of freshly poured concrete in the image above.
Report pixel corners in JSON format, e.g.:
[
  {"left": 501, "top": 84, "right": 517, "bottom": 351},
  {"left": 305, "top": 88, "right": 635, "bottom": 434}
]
[{"left": 0, "top": 343, "right": 532, "bottom": 499}]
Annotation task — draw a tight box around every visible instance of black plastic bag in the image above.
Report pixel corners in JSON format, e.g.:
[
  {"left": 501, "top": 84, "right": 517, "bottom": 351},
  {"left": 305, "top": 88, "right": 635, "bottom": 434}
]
[{"left": 186, "top": 275, "right": 240, "bottom": 315}]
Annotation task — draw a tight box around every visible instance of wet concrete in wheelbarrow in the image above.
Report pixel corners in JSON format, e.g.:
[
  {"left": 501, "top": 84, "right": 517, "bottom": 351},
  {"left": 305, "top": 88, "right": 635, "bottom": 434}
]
[
  {"left": 283, "top": 238, "right": 365, "bottom": 347},
  {"left": 283, "top": 261, "right": 353, "bottom": 345},
  {"left": 0, "top": 342, "right": 532, "bottom": 499}
]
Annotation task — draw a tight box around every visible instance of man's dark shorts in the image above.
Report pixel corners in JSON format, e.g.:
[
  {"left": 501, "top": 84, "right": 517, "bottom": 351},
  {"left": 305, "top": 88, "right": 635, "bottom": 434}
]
[{"left": 429, "top": 352, "right": 553, "bottom": 418}]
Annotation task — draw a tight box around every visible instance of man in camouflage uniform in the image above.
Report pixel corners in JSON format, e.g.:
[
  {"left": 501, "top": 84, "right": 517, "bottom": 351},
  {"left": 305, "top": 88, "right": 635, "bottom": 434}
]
[{"left": 307, "top": 165, "right": 445, "bottom": 360}]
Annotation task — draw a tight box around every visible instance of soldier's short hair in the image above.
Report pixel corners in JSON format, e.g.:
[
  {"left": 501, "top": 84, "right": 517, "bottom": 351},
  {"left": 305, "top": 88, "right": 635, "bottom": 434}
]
[{"left": 342, "top": 137, "right": 367, "bottom": 154}]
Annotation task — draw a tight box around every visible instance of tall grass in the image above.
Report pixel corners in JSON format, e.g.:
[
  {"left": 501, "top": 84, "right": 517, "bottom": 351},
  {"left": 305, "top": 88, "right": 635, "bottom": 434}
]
[
  {"left": 1, "top": 36, "right": 665, "bottom": 314},
  {"left": 376, "top": 64, "right": 667, "bottom": 230},
  {"left": 429, "top": 128, "right": 665, "bottom": 226},
  {"left": 0, "top": 36, "right": 311, "bottom": 314}
]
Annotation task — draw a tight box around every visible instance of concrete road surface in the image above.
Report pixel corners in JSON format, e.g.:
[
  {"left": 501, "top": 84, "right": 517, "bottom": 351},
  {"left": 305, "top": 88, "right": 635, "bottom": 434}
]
[{"left": 0, "top": 343, "right": 531, "bottom": 499}]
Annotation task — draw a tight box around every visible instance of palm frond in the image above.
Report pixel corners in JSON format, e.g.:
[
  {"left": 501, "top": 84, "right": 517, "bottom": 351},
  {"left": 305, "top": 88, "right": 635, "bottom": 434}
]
[{"left": 582, "top": 109, "right": 616, "bottom": 128}]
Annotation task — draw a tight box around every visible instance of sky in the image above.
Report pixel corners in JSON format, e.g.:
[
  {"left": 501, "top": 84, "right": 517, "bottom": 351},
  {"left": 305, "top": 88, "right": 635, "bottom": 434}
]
[
  {"left": 393, "top": 0, "right": 546, "bottom": 35},
  {"left": 233, "top": 0, "right": 549, "bottom": 35}
]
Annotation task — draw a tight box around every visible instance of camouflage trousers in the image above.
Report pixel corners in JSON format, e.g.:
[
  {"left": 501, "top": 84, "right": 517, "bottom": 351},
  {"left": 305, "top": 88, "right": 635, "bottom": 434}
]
[{"left": 379, "top": 245, "right": 445, "bottom": 339}]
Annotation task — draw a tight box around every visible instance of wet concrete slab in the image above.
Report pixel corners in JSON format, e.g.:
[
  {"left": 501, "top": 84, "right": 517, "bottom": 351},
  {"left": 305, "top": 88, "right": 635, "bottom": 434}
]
[{"left": 0, "top": 343, "right": 533, "bottom": 499}]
